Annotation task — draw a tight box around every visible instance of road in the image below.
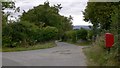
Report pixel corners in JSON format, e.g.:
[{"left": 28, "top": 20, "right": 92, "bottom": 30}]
[{"left": 2, "top": 41, "right": 87, "bottom": 66}]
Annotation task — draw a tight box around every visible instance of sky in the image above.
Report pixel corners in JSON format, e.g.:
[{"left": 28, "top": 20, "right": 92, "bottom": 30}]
[{"left": 5, "top": 0, "right": 93, "bottom": 26}]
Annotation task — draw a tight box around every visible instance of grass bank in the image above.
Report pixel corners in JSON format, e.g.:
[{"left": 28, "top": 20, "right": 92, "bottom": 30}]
[
  {"left": 2, "top": 41, "right": 56, "bottom": 52},
  {"left": 83, "top": 35, "right": 119, "bottom": 66},
  {"left": 74, "top": 41, "right": 92, "bottom": 46}
]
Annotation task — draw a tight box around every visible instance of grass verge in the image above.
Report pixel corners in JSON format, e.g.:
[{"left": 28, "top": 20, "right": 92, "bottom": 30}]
[
  {"left": 82, "top": 35, "right": 119, "bottom": 66},
  {"left": 75, "top": 41, "right": 92, "bottom": 46},
  {"left": 2, "top": 41, "right": 56, "bottom": 52},
  {"left": 83, "top": 45, "right": 119, "bottom": 66}
]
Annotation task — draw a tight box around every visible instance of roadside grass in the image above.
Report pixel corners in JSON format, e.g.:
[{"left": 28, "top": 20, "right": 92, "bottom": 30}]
[
  {"left": 83, "top": 35, "right": 119, "bottom": 66},
  {"left": 2, "top": 41, "right": 56, "bottom": 52},
  {"left": 83, "top": 45, "right": 119, "bottom": 66},
  {"left": 75, "top": 41, "right": 92, "bottom": 46},
  {"left": 66, "top": 40, "right": 92, "bottom": 46}
]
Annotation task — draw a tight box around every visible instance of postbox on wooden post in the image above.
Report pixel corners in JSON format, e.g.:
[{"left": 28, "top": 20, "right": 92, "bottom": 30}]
[{"left": 105, "top": 33, "right": 114, "bottom": 53}]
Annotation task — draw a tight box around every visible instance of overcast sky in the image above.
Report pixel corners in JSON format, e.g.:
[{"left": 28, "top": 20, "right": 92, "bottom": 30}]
[{"left": 6, "top": 0, "right": 93, "bottom": 26}]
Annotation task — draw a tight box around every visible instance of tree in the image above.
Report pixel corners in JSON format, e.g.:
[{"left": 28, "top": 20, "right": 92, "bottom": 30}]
[
  {"left": 2, "top": 2, "right": 20, "bottom": 26},
  {"left": 20, "top": 2, "right": 72, "bottom": 39},
  {"left": 2, "top": 1, "right": 72, "bottom": 48},
  {"left": 83, "top": 2, "right": 120, "bottom": 40},
  {"left": 83, "top": 2, "right": 119, "bottom": 30},
  {"left": 2, "top": 2, "right": 15, "bottom": 10},
  {"left": 83, "top": 1, "right": 120, "bottom": 62},
  {"left": 65, "top": 30, "right": 77, "bottom": 43},
  {"left": 20, "top": 2, "right": 60, "bottom": 26},
  {"left": 76, "top": 28, "right": 88, "bottom": 40}
]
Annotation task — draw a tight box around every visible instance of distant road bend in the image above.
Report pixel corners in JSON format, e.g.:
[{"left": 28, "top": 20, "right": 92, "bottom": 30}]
[{"left": 2, "top": 41, "right": 87, "bottom": 66}]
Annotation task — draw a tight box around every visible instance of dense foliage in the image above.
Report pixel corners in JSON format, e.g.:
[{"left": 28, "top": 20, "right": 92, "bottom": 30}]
[
  {"left": 62, "top": 28, "right": 89, "bottom": 43},
  {"left": 76, "top": 28, "right": 88, "bottom": 40},
  {"left": 2, "top": 21, "right": 58, "bottom": 47},
  {"left": 2, "top": 2, "right": 72, "bottom": 48},
  {"left": 63, "top": 30, "right": 77, "bottom": 43},
  {"left": 83, "top": 1, "right": 120, "bottom": 64},
  {"left": 20, "top": 2, "right": 72, "bottom": 37},
  {"left": 83, "top": 2, "right": 120, "bottom": 37}
]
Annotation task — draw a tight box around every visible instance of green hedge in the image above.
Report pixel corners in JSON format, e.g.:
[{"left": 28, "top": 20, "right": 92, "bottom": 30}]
[
  {"left": 62, "top": 28, "right": 89, "bottom": 43},
  {"left": 76, "top": 28, "right": 88, "bottom": 40},
  {"left": 2, "top": 21, "right": 58, "bottom": 48},
  {"left": 65, "top": 30, "right": 77, "bottom": 43},
  {"left": 35, "top": 26, "right": 58, "bottom": 42}
]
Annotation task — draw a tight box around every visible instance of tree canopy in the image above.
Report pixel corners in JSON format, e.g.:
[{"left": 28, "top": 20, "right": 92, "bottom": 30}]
[
  {"left": 83, "top": 2, "right": 119, "bottom": 30},
  {"left": 83, "top": 1, "right": 120, "bottom": 62},
  {"left": 20, "top": 2, "right": 72, "bottom": 33},
  {"left": 2, "top": 1, "right": 73, "bottom": 47}
]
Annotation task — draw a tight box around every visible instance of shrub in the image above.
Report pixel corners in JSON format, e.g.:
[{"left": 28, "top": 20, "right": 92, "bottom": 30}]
[
  {"left": 87, "top": 30, "right": 93, "bottom": 40},
  {"left": 76, "top": 28, "right": 88, "bottom": 40},
  {"left": 40, "top": 26, "right": 58, "bottom": 42},
  {"left": 83, "top": 35, "right": 119, "bottom": 66},
  {"left": 65, "top": 30, "right": 77, "bottom": 43},
  {"left": 31, "top": 26, "right": 58, "bottom": 42},
  {"left": 2, "top": 21, "right": 58, "bottom": 48}
]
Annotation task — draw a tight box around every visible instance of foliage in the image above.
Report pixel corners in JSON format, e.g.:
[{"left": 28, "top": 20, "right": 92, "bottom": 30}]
[
  {"left": 76, "top": 28, "right": 88, "bottom": 40},
  {"left": 63, "top": 28, "right": 88, "bottom": 43},
  {"left": 83, "top": 2, "right": 120, "bottom": 40},
  {"left": 2, "top": 21, "right": 38, "bottom": 47},
  {"left": 35, "top": 26, "right": 58, "bottom": 42},
  {"left": 3, "top": 41, "right": 56, "bottom": 52},
  {"left": 43, "top": 26, "right": 58, "bottom": 40},
  {"left": 83, "top": 35, "right": 119, "bottom": 66},
  {"left": 2, "top": 21, "right": 58, "bottom": 48},
  {"left": 20, "top": 2, "right": 72, "bottom": 37},
  {"left": 87, "top": 30, "right": 93, "bottom": 40},
  {"left": 64, "top": 30, "right": 77, "bottom": 43},
  {"left": 2, "top": 2, "right": 15, "bottom": 10},
  {"left": 83, "top": 2, "right": 119, "bottom": 30},
  {"left": 83, "top": 2, "right": 120, "bottom": 63},
  {"left": 2, "top": 1, "right": 71, "bottom": 49}
]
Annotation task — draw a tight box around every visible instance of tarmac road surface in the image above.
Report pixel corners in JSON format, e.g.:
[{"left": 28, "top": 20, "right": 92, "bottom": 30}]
[{"left": 2, "top": 41, "right": 87, "bottom": 66}]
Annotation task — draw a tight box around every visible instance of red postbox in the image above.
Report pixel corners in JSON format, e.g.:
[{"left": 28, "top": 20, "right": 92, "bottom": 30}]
[{"left": 105, "top": 33, "right": 114, "bottom": 48}]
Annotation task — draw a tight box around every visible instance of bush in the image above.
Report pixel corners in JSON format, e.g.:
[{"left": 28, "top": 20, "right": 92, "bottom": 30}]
[
  {"left": 2, "top": 24, "right": 12, "bottom": 47},
  {"left": 76, "top": 28, "right": 88, "bottom": 40},
  {"left": 43, "top": 26, "right": 58, "bottom": 40},
  {"left": 65, "top": 30, "right": 77, "bottom": 43},
  {"left": 63, "top": 28, "right": 88, "bottom": 43},
  {"left": 83, "top": 34, "right": 119, "bottom": 66},
  {"left": 87, "top": 30, "right": 93, "bottom": 40},
  {"left": 2, "top": 21, "right": 58, "bottom": 48},
  {"left": 30, "top": 26, "right": 58, "bottom": 44}
]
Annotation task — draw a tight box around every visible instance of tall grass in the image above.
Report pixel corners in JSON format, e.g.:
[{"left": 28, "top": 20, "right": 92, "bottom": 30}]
[
  {"left": 83, "top": 35, "right": 119, "bottom": 66},
  {"left": 2, "top": 41, "right": 56, "bottom": 52}
]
